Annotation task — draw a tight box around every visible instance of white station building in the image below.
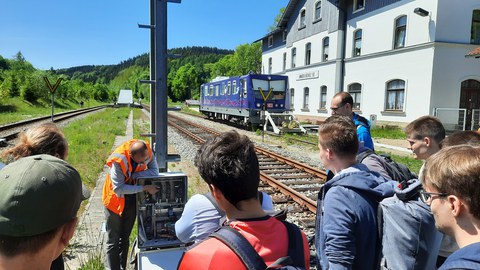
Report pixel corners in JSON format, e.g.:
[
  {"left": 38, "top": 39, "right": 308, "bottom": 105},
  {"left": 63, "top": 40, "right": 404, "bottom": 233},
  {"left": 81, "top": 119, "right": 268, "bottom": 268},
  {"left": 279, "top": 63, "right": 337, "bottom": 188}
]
[{"left": 258, "top": 0, "right": 480, "bottom": 129}]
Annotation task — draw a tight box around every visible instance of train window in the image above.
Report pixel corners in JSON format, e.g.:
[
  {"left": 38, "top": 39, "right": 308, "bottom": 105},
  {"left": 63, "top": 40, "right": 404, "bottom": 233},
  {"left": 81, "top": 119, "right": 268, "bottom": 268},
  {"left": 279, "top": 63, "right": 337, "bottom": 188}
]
[
  {"left": 209, "top": 85, "right": 213, "bottom": 96},
  {"left": 215, "top": 85, "right": 219, "bottom": 96},
  {"left": 227, "top": 82, "right": 231, "bottom": 95},
  {"left": 270, "top": 80, "right": 286, "bottom": 100},
  {"left": 221, "top": 83, "right": 225, "bottom": 95},
  {"left": 204, "top": 85, "right": 209, "bottom": 96},
  {"left": 241, "top": 79, "right": 247, "bottom": 98},
  {"left": 233, "top": 81, "right": 238, "bottom": 94}
]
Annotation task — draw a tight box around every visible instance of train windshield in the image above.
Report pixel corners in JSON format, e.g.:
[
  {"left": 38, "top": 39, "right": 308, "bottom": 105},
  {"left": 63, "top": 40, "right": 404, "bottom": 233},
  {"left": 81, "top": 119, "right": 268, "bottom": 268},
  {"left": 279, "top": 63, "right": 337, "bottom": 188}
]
[{"left": 252, "top": 79, "right": 286, "bottom": 100}]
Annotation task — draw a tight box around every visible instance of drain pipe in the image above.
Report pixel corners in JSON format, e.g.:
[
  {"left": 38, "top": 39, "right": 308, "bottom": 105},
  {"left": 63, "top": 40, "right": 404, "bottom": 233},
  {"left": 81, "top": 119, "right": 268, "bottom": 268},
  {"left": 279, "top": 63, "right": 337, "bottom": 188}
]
[{"left": 334, "top": 3, "right": 347, "bottom": 93}]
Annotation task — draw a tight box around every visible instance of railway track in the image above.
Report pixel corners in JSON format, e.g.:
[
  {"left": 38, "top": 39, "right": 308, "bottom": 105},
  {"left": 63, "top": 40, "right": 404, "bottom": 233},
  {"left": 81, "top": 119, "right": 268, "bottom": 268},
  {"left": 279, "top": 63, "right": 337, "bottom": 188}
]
[
  {"left": 0, "top": 106, "right": 109, "bottom": 144},
  {"left": 168, "top": 113, "right": 324, "bottom": 212}
]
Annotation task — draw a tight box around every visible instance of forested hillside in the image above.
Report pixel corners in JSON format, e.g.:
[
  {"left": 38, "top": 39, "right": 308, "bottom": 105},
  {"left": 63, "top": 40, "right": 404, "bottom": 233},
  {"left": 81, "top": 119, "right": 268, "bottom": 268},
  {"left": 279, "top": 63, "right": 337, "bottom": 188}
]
[{"left": 0, "top": 44, "right": 262, "bottom": 105}]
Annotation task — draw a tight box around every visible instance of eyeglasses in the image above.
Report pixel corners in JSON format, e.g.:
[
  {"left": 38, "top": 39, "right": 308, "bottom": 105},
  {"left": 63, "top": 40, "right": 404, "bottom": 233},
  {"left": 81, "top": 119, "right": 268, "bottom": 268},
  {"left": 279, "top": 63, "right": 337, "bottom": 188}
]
[
  {"left": 419, "top": 191, "right": 448, "bottom": 206},
  {"left": 330, "top": 103, "right": 346, "bottom": 112}
]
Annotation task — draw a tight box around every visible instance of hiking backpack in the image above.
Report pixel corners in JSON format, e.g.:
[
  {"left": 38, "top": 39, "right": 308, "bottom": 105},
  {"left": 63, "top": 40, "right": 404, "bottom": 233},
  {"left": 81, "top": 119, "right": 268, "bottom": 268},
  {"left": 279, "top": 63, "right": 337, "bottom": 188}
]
[
  {"left": 377, "top": 179, "right": 443, "bottom": 270},
  {"left": 210, "top": 221, "right": 305, "bottom": 270},
  {"left": 357, "top": 148, "right": 417, "bottom": 182}
]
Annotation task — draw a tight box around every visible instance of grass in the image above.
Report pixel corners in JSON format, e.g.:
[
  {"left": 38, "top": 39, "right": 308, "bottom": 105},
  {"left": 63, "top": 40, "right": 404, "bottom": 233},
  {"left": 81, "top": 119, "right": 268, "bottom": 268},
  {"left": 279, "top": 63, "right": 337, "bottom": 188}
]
[
  {"left": 63, "top": 107, "right": 131, "bottom": 188},
  {"left": 371, "top": 125, "right": 405, "bottom": 139},
  {"left": 181, "top": 105, "right": 202, "bottom": 116},
  {"left": 377, "top": 151, "right": 423, "bottom": 175},
  {"left": 0, "top": 97, "right": 107, "bottom": 126}
]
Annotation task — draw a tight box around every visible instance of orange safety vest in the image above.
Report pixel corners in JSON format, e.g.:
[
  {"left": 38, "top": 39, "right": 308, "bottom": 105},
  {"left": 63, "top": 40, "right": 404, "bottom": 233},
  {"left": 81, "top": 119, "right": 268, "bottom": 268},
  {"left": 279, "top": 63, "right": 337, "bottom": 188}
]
[{"left": 102, "top": 139, "right": 153, "bottom": 216}]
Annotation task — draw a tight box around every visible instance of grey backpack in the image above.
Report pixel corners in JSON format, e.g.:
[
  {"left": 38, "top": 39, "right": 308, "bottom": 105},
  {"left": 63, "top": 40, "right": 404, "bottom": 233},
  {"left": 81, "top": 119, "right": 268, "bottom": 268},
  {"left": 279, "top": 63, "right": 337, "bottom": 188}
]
[{"left": 378, "top": 179, "right": 442, "bottom": 270}]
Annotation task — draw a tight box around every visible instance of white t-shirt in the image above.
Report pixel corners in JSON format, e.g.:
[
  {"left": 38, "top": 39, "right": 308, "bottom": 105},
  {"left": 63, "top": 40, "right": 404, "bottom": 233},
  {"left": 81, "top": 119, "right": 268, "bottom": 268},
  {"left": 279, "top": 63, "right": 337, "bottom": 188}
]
[{"left": 175, "top": 192, "right": 274, "bottom": 243}]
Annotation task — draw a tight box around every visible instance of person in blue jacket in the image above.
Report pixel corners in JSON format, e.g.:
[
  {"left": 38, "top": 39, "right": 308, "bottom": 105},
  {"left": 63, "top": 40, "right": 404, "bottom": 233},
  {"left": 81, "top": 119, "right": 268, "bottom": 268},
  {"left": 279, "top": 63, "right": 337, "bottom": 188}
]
[
  {"left": 315, "top": 115, "right": 394, "bottom": 270},
  {"left": 422, "top": 145, "right": 480, "bottom": 270},
  {"left": 330, "top": 91, "right": 374, "bottom": 151}
]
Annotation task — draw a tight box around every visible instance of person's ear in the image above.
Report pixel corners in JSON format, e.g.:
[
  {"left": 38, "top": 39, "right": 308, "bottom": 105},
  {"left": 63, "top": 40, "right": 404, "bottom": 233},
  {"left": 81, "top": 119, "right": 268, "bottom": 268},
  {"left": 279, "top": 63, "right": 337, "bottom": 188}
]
[
  {"left": 53, "top": 217, "right": 78, "bottom": 259},
  {"left": 325, "top": 148, "right": 334, "bottom": 160},
  {"left": 210, "top": 184, "right": 223, "bottom": 201},
  {"left": 424, "top": 137, "right": 431, "bottom": 147},
  {"left": 448, "top": 195, "right": 466, "bottom": 217},
  {"left": 60, "top": 217, "right": 78, "bottom": 247}
]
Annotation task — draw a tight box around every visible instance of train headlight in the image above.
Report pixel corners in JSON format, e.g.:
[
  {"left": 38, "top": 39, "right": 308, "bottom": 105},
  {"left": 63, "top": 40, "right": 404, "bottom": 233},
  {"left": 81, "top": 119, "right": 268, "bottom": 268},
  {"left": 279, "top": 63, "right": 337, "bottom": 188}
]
[
  {"left": 256, "top": 103, "right": 261, "bottom": 108},
  {"left": 275, "top": 104, "right": 278, "bottom": 107},
  {"left": 280, "top": 104, "right": 284, "bottom": 107}
]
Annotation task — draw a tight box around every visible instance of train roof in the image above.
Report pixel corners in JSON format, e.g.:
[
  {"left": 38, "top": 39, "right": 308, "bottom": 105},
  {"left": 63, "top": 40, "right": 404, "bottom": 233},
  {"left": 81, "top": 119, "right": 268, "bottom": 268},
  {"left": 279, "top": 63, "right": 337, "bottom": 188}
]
[{"left": 202, "top": 74, "right": 288, "bottom": 85}]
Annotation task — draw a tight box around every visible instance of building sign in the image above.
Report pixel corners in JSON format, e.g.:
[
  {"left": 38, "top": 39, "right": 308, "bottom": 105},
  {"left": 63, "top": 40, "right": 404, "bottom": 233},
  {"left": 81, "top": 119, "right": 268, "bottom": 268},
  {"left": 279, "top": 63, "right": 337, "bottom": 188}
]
[{"left": 297, "top": 70, "right": 319, "bottom": 81}]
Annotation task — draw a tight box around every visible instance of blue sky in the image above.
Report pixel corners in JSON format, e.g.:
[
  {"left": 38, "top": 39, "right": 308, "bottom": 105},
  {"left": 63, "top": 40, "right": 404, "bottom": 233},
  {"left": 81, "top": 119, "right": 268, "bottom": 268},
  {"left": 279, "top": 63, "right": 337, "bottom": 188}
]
[{"left": 0, "top": 0, "right": 288, "bottom": 70}]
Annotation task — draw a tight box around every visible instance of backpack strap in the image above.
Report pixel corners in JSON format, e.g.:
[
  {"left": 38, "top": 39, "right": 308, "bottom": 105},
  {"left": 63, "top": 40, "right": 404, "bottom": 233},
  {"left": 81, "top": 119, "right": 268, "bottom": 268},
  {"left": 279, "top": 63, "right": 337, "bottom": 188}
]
[
  {"left": 271, "top": 221, "right": 305, "bottom": 269},
  {"left": 204, "top": 192, "right": 225, "bottom": 216},
  {"left": 357, "top": 148, "right": 375, "bottom": 163},
  {"left": 210, "top": 226, "right": 267, "bottom": 270}
]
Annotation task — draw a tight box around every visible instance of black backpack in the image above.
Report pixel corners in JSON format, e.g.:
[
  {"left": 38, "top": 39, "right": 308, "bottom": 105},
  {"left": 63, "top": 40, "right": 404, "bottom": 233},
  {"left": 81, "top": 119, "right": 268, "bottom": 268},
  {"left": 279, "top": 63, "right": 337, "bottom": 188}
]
[
  {"left": 210, "top": 221, "right": 305, "bottom": 270},
  {"left": 357, "top": 149, "right": 417, "bottom": 182}
]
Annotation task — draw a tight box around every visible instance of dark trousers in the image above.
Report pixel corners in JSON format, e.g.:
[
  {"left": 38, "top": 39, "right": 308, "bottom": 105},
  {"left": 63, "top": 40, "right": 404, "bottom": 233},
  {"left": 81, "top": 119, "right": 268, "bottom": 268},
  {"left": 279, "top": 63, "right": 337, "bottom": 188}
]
[{"left": 105, "top": 195, "right": 137, "bottom": 270}]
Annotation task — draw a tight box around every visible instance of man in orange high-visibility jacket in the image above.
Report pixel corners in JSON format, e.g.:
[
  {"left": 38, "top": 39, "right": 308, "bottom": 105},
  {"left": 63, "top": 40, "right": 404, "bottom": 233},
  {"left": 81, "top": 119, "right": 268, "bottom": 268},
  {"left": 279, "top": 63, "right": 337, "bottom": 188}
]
[{"left": 102, "top": 139, "right": 160, "bottom": 270}]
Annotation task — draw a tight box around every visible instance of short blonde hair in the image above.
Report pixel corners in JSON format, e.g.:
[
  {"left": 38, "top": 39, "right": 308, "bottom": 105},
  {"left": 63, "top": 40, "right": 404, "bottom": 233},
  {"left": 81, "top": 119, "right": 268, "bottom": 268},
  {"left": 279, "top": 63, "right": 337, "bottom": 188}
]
[{"left": 424, "top": 145, "right": 480, "bottom": 219}]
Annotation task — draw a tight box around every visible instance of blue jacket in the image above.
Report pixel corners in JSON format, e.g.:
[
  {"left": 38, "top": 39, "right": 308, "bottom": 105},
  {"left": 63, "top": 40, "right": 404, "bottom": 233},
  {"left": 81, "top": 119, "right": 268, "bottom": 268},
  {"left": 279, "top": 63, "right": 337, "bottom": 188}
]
[
  {"left": 439, "top": 242, "right": 480, "bottom": 270},
  {"left": 353, "top": 112, "right": 374, "bottom": 151},
  {"left": 315, "top": 164, "right": 395, "bottom": 270}
]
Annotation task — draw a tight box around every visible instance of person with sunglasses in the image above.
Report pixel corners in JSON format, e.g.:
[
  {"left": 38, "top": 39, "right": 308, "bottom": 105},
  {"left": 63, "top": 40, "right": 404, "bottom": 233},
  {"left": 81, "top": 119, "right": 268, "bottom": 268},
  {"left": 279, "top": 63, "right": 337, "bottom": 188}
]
[
  {"left": 330, "top": 92, "right": 374, "bottom": 151},
  {"left": 421, "top": 145, "right": 480, "bottom": 270}
]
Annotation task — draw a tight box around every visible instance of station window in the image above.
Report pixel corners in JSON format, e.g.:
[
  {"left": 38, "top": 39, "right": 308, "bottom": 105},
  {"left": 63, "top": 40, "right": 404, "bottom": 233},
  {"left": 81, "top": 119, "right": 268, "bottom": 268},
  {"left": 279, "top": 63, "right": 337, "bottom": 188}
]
[
  {"left": 233, "top": 80, "right": 238, "bottom": 94},
  {"left": 291, "top": 47, "right": 297, "bottom": 68},
  {"left": 268, "top": 35, "right": 273, "bottom": 47},
  {"left": 471, "top": 10, "right": 480, "bottom": 44},
  {"left": 394, "top": 16, "right": 407, "bottom": 49},
  {"left": 353, "top": 29, "right": 362, "bottom": 57},
  {"left": 299, "top": 9, "right": 306, "bottom": 28},
  {"left": 348, "top": 83, "right": 362, "bottom": 110},
  {"left": 283, "top": 52, "right": 287, "bottom": 71},
  {"left": 268, "top": 58, "right": 273, "bottom": 74},
  {"left": 322, "top": 37, "right": 329, "bottom": 61},
  {"left": 303, "top": 87, "right": 310, "bottom": 109},
  {"left": 305, "top": 43, "right": 311, "bottom": 65},
  {"left": 314, "top": 1, "right": 322, "bottom": 21},
  {"left": 290, "top": 88, "right": 295, "bottom": 109},
  {"left": 353, "top": 0, "right": 365, "bottom": 12},
  {"left": 319, "top": 86, "right": 327, "bottom": 110},
  {"left": 385, "top": 79, "right": 405, "bottom": 111}
]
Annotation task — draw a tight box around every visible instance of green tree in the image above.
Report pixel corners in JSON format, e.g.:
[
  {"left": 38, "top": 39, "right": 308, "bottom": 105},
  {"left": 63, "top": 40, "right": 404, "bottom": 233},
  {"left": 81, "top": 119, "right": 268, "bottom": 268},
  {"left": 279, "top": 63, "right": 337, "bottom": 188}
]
[
  {"left": 269, "top": 7, "right": 286, "bottom": 31},
  {"left": 171, "top": 63, "right": 198, "bottom": 101},
  {"left": 232, "top": 42, "right": 262, "bottom": 75}
]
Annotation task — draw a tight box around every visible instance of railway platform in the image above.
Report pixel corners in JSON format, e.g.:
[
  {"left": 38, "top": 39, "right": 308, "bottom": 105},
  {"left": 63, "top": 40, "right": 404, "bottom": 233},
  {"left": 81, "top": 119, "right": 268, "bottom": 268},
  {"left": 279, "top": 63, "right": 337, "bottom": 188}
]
[{"left": 64, "top": 110, "right": 134, "bottom": 269}]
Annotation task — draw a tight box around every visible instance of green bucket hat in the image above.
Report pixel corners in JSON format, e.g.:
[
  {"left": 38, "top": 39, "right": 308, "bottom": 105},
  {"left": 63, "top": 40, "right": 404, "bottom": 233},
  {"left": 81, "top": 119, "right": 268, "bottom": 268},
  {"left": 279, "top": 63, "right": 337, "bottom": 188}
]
[{"left": 0, "top": 154, "right": 83, "bottom": 237}]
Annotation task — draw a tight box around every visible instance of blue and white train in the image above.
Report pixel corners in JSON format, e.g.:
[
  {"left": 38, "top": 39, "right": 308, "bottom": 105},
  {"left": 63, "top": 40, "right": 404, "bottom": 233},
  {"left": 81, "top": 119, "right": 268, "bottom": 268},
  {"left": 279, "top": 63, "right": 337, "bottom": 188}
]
[{"left": 199, "top": 74, "right": 290, "bottom": 127}]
